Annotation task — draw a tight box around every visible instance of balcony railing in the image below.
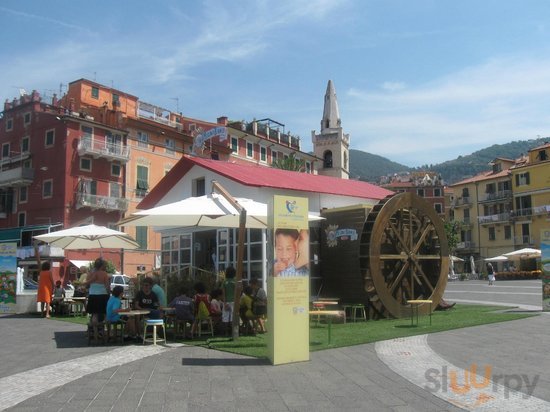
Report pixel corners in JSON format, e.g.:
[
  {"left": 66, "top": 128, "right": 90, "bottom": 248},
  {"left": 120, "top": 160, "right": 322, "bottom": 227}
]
[
  {"left": 479, "top": 190, "right": 512, "bottom": 202},
  {"left": 0, "top": 166, "right": 34, "bottom": 188},
  {"left": 510, "top": 208, "right": 532, "bottom": 218},
  {"left": 78, "top": 137, "right": 130, "bottom": 163},
  {"left": 514, "top": 235, "right": 534, "bottom": 245},
  {"left": 478, "top": 212, "right": 511, "bottom": 224},
  {"left": 456, "top": 241, "right": 476, "bottom": 250},
  {"left": 533, "top": 204, "right": 550, "bottom": 216},
  {"left": 453, "top": 197, "right": 472, "bottom": 207},
  {"left": 457, "top": 218, "right": 472, "bottom": 227},
  {"left": 75, "top": 192, "right": 129, "bottom": 212}
]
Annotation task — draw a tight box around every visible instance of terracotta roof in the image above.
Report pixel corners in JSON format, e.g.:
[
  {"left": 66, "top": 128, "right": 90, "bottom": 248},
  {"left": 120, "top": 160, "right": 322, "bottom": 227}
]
[
  {"left": 450, "top": 169, "right": 511, "bottom": 186},
  {"left": 529, "top": 142, "right": 550, "bottom": 151},
  {"left": 139, "top": 155, "right": 393, "bottom": 209}
]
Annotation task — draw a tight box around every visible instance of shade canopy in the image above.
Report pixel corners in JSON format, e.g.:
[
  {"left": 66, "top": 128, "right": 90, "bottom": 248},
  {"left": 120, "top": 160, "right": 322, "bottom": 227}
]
[
  {"left": 34, "top": 224, "right": 139, "bottom": 250},
  {"left": 118, "top": 194, "right": 323, "bottom": 229},
  {"left": 503, "top": 248, "right": 541, "bottom": 259},
  {"left": 484, "top": 255, "right": 509, "bottom": 262}
]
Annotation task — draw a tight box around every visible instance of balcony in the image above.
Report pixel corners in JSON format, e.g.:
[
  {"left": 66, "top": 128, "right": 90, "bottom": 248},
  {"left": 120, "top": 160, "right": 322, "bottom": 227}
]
[
  {"left": 533, "top": 204, "right": 550, "bottom": 216},
  {"left": 510, "top": 208, "right": 533, "bottom": 218},
  {"left": 0, "top": 166, "right": 34, "bottom": 188},
  {"left": 456, "top": 241, "right": 476, "bottom": 250},
  {"left": 75, "top": 192, "right": 129, "bottom": 212},
  {"left": 452, "top": 197, "right": 472, "bottom": 207},
  {"left": 78, "top": 137, "right": 130, "bottom": 163},
  {"left": 514, "top": 235, "right": 534, "bottom": 245},
  {"left": 479, "top": 190, "right": 512, "bottom": 202},
  {"left": 457, "top": 218, "right": 473, "bottom": 227},
  {"left": 478, "top": 212, "right": 511, "bottom": 225}
]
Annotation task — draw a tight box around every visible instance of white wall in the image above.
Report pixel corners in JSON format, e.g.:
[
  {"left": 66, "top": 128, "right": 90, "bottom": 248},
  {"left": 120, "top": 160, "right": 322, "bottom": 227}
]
[{"left": 159, "top": 165, "right": 380, "bottom": 213}]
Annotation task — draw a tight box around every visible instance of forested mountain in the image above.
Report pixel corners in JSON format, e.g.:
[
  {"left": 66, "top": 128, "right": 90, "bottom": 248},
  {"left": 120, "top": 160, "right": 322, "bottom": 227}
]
[
  {"left": 349, "top": 150, "right": 410, "bottom": 181},
  {"left": 349, "top": 137, "right": 549, "bottom": 184}
]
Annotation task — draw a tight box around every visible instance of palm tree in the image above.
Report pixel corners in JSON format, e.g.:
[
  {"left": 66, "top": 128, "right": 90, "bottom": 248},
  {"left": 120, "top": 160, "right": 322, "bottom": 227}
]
[{"left": 271, "top": 152, "right": 305, "bottom": 172}]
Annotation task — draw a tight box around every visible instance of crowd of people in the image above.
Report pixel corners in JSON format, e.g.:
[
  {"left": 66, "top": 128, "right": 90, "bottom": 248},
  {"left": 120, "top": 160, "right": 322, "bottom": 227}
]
[{"left": 36, "top": 257, "right": 269, "bottom": 339}]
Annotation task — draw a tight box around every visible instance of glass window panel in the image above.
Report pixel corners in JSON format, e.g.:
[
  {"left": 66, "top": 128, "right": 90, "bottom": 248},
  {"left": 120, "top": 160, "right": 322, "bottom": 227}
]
[
  {"left": 171, "top": 251, "right": 179, "bottom": 263},
  {"left": 250, "top": 262, "right": 263, "bottom": 279},
  {"left": 180, "top": 235, "right": 191, "bottom": 248},
  {"left": 249, "top": 244, "right": 262, "bottom": 260},
  {"left": 249, "top": 229, "right": 262, "bottom": 242},
  {"left": 181, "top": 249, "right": 191, "bottom": 263},
  {"left": 162, "top": 252, "right": 171, "bottom": 265}
]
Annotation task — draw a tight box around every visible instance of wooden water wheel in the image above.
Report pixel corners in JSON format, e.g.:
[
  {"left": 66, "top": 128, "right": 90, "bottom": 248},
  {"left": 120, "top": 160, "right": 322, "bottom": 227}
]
[{"left": 360, "top": 192, "right": 449, "bottom": 318}]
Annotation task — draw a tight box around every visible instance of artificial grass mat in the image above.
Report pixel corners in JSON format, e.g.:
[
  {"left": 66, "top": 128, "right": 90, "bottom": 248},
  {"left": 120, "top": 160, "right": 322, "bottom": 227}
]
[{"left": 53, "top": 304, "right": 536, "bottom": 358}]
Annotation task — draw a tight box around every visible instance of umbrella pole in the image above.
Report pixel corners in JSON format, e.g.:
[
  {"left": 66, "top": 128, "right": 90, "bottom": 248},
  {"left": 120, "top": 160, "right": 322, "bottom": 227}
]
[{"left": 231, "top": 210, "right": 247, "bottom": 340}]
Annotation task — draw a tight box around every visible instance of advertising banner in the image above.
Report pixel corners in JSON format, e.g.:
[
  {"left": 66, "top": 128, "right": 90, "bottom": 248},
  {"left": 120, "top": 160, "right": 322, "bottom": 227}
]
[
  {"left": 542, "top": 229, "right": 550, "bottom": 312},
  {"left": 0, "top": 243, "right": 17, "bottom": 313},
  {"left": 268, "top": 195, "right": 310, "bottom": 365}
]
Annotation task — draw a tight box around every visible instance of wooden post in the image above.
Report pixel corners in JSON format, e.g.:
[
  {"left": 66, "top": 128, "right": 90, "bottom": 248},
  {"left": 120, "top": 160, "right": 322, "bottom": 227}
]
[{"left": 211, "top": 180, "right": 246, "bottom": 340}]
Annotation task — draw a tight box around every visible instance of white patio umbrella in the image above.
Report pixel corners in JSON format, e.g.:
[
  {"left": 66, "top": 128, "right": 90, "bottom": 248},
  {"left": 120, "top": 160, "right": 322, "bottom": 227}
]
[
  {"left": 484, "top": 255, "right": 509, "bottom": 262},
  {"left": 503, "top": 248, "right": 541, "bottom": 259},
  {"left": 118, "top": 193, "right": 323, "bottom": 229},
  {"left": 450, "top": 255, "right": 464, "bottom": 262},
  {"left": 34, "top": 224, "right": 139, "bottom": 250},
  {"left": 470, "top": 255, "right": 477, "bottom": 277}
]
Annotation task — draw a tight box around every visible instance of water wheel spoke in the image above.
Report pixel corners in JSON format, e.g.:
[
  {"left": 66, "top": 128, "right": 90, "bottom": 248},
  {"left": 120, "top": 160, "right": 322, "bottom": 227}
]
[
  {"left": 388, "top": 261, "right": 410, "bottom": 295},
  {"left": 380, "top": 254, "right": 407, "bottom": 260},
  {"left": 410, "top": 260, "right": 436, "bottom": 293},
  {"left": 411, "top": 223, "right": 433, "bottom": 255},
  {"left": 388, "top": 218, "right": 411, "bottom": 255}
]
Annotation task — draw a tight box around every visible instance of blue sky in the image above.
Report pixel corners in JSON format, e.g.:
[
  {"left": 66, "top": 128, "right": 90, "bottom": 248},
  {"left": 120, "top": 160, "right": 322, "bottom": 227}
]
[{"left": 2, "top": 0, "right": 550, "bottom": 167}]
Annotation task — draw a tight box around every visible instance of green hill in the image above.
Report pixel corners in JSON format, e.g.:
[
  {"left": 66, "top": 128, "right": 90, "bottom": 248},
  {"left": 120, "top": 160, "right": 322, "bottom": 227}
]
[
  {"left": 427, "top": 138, "right": 548, "bottom": 184},
  {"left": 349, "top": 137, "right": 549, "bottom": 184},
  {"left": 349, "top": 149, "right": 410, "bottom": 181}
]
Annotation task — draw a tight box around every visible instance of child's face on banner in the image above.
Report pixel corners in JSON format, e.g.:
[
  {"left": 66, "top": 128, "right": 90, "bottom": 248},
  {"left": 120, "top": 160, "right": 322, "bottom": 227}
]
[{"left": 275, "top": 233, "right": 297, "bottom": 269}]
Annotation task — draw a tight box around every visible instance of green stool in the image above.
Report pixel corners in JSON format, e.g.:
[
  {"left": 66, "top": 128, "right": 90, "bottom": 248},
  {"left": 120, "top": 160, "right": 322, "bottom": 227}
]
[{"left": 344, "top": 304, "right": 366, "bottom": 322}]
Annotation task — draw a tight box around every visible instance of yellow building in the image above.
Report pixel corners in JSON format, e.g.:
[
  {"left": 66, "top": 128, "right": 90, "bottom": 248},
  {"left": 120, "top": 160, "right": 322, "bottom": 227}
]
[
  {"left": 510, "top": 142, "right": 550, "bottom": 249},
  {"left": 450, "top": 158, "right": 516, "bottom": 265}
]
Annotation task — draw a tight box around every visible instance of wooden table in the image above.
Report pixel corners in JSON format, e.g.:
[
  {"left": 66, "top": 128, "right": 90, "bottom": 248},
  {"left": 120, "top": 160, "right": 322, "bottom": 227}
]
[
  {"left": 406, "top": 299, "right": 433, "bottom": 326},
  {"left": 309, "top": 310, "right": 342, "bottom": 344}
]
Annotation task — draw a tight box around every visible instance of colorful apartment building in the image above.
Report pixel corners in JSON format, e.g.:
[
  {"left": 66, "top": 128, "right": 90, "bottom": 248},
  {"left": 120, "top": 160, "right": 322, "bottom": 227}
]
[
  {"left": 509, "top": 142, "right": 550, "bottom": 249},
  {"left": 0, "top": 79, "right": 347, "bottom": 280},
  {"left": 450, "top": 151, "right": 550, "bottom": 265},
  {"left": 380, "top": 172, "right": 446, "bottom": 219}
]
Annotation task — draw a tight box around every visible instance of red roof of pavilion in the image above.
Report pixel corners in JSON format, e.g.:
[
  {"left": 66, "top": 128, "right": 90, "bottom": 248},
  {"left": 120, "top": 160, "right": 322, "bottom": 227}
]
[{"left": 139, "top": 155, "right": 393, "bottom": 209}]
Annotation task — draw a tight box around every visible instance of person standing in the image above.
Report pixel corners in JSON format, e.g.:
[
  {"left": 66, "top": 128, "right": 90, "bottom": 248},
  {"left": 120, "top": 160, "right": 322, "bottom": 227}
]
[
  {"left": 250, "top": 278, "right": 267, "bottom": 333},
  {"left": 86, "top": 258, "right": 111, "bottom": 325},
  {"left": 222, "top": 266, "right": 236, "bottom": 334},
  {"left": 151, "top": 278, "right": 167, "bottom": 307},
  {"left": 487, "top": 262, "right": 495, "bottom": 286},
  {"left": 36, "top": 261, "right": 54, "bottom": 318}
]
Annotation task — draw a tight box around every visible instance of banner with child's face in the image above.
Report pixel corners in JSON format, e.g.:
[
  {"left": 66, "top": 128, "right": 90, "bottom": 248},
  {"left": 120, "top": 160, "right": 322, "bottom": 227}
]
[{"left": 268, "top": 195, "right": 310, "bottom": 365}]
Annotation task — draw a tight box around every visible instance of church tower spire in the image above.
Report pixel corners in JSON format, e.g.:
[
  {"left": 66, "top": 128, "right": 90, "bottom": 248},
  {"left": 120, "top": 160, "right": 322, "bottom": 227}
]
[
  {"left": 321, "top": 80, "right": 341, "bottom": 131},
  {"left": 312, "top": 80, "right": 350, "bottom": 179}
]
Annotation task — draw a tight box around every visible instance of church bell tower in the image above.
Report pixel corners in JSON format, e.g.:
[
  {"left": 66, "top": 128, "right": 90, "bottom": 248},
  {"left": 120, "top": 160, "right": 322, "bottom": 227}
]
[{"left": 311, "top": 80, "right": 350, "bottom": 179}]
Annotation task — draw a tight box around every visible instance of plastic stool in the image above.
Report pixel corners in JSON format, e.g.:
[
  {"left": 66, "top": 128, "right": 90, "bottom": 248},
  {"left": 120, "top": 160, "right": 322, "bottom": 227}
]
[
  {"left": 193, "top": 317, "right": 213, "bottom": 337},
  {"left": 106, "top": 321, "right": 124, "bottom": 344},
  {"left": 343, "top": 304, "right": 367, "bottom": 322},
  {"left": 87, "top": 321, "right": 106, "bottom": 345},
  {"left": 143, "top": 319, "right": 166, "bottom": 345}
]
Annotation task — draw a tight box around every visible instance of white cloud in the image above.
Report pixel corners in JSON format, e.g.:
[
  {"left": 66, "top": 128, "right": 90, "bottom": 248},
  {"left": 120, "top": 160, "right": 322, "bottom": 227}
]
[
  {"left": 345, "top": 55, "right": 550, "bottom": 166},
  {"left": 381, "top": 82, "right": 406, "bottom": 92}
]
